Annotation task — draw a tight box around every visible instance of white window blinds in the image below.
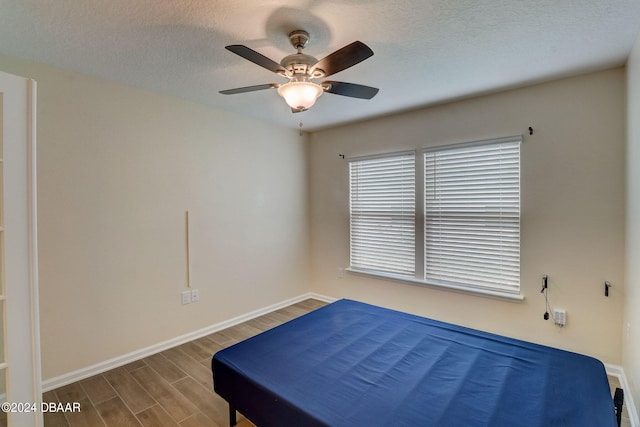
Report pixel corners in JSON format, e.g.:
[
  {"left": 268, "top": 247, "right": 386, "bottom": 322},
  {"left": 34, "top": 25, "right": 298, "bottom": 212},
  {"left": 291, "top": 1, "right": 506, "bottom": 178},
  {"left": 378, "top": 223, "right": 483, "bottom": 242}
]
[
  {"left": 349, "top": 152, "right": 415, "bottom": 276},
  {"left": 424, "top": 137, "right": 521, "bottom": 294}
]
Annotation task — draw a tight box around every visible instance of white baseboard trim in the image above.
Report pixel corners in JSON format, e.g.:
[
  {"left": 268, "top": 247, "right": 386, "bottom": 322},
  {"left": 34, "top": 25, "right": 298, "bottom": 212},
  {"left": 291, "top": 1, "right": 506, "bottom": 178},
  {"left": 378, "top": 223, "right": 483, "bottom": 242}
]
[
  {"left": 42, "top": 292, "right": 337, "bottom": 392},
  {"left": 605, "top": 363, "right": 639, "bottom": 427},
  {"left": 307, "top": 292, "right": 337, "bottom": 303}
]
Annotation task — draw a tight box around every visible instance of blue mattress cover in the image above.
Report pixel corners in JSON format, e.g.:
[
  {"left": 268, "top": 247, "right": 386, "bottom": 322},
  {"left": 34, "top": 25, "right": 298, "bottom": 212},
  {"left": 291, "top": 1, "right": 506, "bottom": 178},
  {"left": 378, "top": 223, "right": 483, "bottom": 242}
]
[{"left": 212, "top": 299, "right": 616, "bottom": 427}]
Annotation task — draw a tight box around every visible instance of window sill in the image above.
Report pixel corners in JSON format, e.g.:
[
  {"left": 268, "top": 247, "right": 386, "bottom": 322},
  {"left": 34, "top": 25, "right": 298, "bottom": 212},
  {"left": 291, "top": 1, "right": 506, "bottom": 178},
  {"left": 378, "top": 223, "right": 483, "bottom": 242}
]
[{"left": 345, "top": 267, "right": 525, "bottom": 302}]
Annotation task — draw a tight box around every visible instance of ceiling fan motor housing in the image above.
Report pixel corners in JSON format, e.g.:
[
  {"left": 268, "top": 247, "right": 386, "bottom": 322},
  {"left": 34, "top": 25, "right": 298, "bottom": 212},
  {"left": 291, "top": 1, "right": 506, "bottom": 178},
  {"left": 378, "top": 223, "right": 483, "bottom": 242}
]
[
  {"left": 280, "top": 53, "right": 319, "bottom": 77},
  {"left": 279, "top": 31, "right": 325, "bottom": 78}
]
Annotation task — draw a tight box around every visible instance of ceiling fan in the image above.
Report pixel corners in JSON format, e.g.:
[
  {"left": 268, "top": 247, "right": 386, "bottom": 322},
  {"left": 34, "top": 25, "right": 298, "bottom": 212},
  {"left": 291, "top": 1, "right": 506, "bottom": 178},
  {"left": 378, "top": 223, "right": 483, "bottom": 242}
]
[{"left": 219, "top": 30, "right": 379, "bottom": 112}]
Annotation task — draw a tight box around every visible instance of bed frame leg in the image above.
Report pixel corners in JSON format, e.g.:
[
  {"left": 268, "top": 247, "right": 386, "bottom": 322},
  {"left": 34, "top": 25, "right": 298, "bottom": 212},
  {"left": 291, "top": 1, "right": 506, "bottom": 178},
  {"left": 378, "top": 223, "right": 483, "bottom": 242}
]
[
  {"left": 614, "top": 387, "right": 624, "bottom": 427},
  {"left": 229, "top": 404, "right": 237, "bottom": 427}
]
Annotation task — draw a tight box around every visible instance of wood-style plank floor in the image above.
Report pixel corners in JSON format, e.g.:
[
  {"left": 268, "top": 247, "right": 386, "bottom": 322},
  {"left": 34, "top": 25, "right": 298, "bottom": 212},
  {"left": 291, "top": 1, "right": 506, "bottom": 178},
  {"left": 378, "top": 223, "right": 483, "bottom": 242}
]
[
  {"left": 38, "top": 298, "right": 632, "bottom": 427},
  {"left": 42, "top": 299, "right": 328, "bottom": 427}
]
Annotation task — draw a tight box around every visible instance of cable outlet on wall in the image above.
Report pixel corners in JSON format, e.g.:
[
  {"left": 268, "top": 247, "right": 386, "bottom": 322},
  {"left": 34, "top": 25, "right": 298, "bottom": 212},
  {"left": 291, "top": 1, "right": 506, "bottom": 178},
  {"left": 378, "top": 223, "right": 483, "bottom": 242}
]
[
  {"left": 191, "top": 289, "right": 200, "bottom": 303},
  {"left": 553, "top": 309, "right": 566, "bottom": 327},
  {"left": 181, "top": 290, "right": 191, "bottom": 305}
]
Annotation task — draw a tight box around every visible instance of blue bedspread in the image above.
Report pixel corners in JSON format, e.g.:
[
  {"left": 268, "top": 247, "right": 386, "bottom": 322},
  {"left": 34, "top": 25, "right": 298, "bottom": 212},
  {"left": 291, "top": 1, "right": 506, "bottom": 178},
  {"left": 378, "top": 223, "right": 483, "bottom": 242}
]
[{"left": 212, "top": 299, "right": 616, "bottom": 426}]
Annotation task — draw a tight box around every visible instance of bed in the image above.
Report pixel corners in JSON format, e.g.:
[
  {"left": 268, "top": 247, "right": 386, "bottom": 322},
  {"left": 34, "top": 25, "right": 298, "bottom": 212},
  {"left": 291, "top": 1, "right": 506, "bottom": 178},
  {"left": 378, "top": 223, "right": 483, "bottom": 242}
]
[{"left": 212, "top": 299, "right": 618, "bottom": 427}]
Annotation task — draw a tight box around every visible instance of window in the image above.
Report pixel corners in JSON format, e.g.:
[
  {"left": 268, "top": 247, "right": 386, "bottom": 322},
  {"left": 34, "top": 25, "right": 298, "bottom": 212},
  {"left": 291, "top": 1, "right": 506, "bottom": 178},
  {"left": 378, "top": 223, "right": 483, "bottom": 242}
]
[
  {"left": 424, "top": 137, "right": 521, "bottom": 295},
  {"left": 349, "top": 151, "right": 415, "bottom": 276},
  {"left": 347, "top": 136, "right": 521, "bottom": 299}
]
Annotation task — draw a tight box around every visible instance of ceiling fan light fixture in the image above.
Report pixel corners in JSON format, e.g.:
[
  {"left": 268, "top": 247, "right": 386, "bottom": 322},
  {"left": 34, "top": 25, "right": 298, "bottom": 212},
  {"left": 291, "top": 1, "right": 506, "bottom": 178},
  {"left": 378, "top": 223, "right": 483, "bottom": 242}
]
[{"left": 277, "top": 80, "right": 323, "bottom": 110}]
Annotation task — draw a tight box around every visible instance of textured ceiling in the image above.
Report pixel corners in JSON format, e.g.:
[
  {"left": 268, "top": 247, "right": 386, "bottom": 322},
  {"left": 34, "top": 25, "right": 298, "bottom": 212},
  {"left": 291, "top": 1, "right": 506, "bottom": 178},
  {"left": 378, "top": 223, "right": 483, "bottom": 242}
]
[{"left": 1, "top": 0, "right": 640, "bottom": 131}]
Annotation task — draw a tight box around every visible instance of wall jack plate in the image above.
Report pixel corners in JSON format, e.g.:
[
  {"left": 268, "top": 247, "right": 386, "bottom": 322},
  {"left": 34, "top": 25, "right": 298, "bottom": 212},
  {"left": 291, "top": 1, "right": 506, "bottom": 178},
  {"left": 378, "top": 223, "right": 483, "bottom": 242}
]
[
  {"left": 553, "top": 309, "right": 566, "bottom": 326},
  {"left": 191, "top": 289, "right": 200, "bottom": 303},
  {"left": 181, "top": 290, "right": 191, "bottom": 305}
]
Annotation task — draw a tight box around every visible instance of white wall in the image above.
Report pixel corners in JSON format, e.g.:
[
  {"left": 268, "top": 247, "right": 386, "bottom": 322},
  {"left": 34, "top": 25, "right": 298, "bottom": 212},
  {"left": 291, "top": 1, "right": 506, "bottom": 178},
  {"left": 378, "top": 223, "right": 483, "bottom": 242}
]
[
  {"left": 625, "top": 32, "right": 640, "bottom": 417},
  {"left": 0, "top": 54, "right": 310, "bottom": 380},
  {"left": 309, "top": 69, "right": 626, "bottom": 364}
]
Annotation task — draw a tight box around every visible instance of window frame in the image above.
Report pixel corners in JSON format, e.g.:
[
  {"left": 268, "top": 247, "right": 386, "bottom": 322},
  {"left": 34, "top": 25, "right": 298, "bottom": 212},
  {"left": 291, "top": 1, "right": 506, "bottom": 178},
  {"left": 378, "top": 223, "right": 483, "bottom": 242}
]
[
  {"left": 348, "top": 150, "right": 416, "bottom": 278},
  {"left": 346, "top": 136, "right": 523, "bottom": 302},
  {"left": 423, "top": 136, "right": 522, "bottom": 296}
]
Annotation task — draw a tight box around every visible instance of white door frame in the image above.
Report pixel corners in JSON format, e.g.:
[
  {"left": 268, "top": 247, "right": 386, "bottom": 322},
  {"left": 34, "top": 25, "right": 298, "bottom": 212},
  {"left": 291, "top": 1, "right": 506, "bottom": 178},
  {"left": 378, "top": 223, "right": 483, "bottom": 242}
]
[{"left": 1, "top": 70, "right": 42, "bottom": 426}]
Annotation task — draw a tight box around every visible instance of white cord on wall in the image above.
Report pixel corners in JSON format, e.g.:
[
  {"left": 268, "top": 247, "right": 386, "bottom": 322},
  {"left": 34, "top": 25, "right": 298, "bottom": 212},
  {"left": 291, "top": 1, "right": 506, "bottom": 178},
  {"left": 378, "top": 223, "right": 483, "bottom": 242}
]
[{"left": 186, "top": 210, "right": 191, "bottom": 288}]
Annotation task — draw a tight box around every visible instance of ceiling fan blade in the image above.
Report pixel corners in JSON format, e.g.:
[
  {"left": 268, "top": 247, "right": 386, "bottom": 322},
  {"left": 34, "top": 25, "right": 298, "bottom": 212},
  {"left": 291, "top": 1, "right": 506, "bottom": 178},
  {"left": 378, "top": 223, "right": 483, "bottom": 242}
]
[
  {"left": 323, "top": 81, "right": 379, "bottom": 99},
  {"left": 311, "top": 41, "right": 374, "bottom": 77},
  {"left": 219, "top": 83, "right": 278, "bottom": 95},
  {"left": 225, "top": 45, "right": 286, "bottom": 74}
]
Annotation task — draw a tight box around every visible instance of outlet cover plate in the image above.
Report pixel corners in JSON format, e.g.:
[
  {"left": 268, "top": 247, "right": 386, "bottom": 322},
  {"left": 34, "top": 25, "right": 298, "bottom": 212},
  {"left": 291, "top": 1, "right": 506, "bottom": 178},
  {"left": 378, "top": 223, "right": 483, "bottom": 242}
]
[{"left": 181, "top": 290, "right": 191, "bottom": 305}]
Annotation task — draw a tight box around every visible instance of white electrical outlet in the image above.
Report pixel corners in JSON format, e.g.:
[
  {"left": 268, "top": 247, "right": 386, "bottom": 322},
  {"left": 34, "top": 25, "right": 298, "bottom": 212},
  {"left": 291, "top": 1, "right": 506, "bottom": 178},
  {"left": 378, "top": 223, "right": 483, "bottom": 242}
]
[
  {"left": 181, "top": 290, "right": 191, "bottom": 305},
  {"left": 338, "top": 267, "right": 345, "bottom": 279},
  {"left": 191, "top": 288, "right": 200, "bottom": 303},
  {"left": 553, "top": 309, "right": 566, "bottom": 326}
]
